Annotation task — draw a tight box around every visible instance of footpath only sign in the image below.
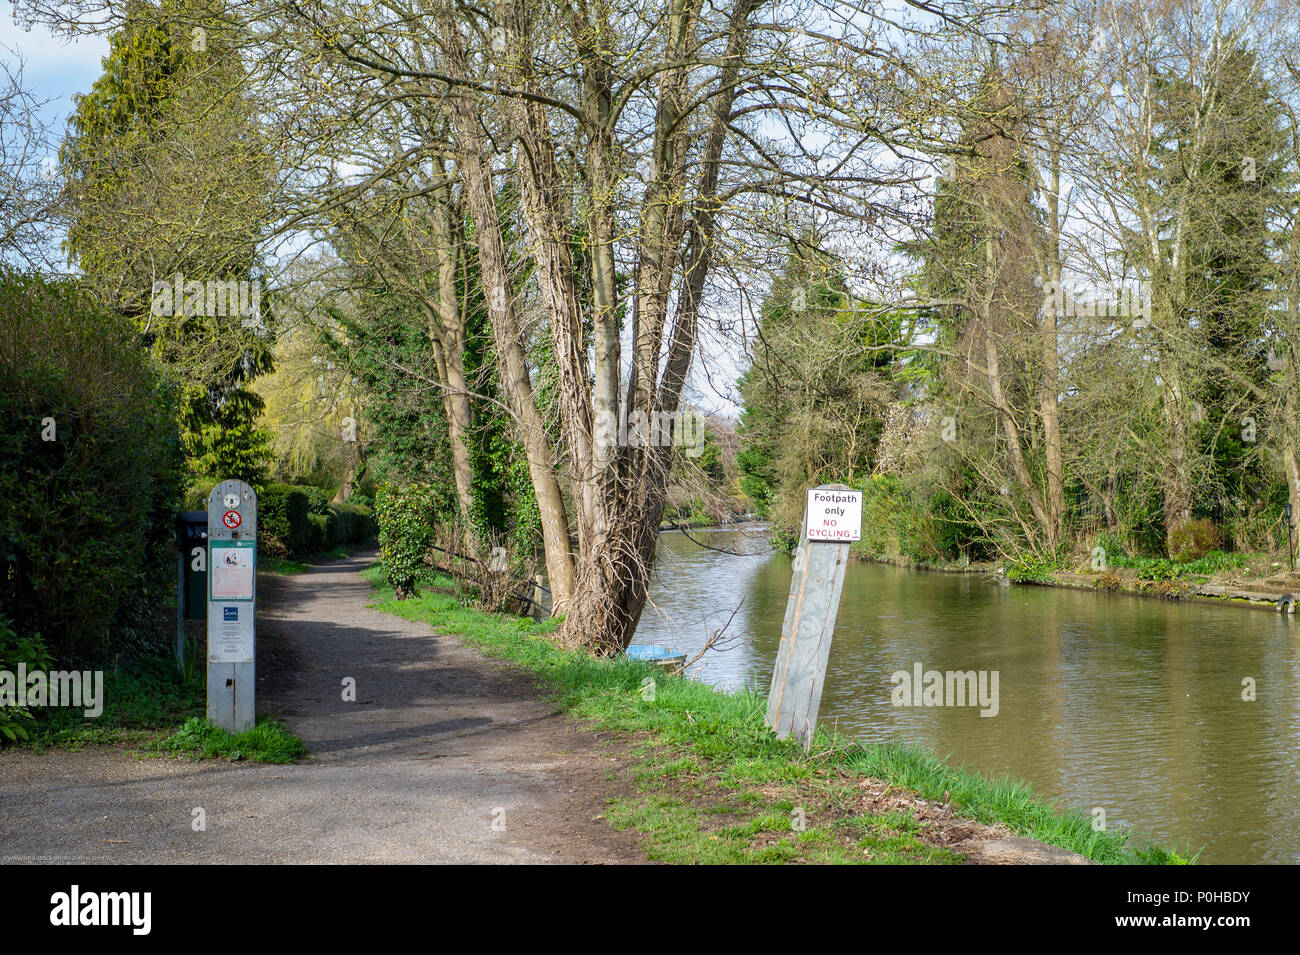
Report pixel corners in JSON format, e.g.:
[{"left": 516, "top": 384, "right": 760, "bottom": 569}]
[{"left": 805, "top": 488, "right": 862, "bottom": 542}]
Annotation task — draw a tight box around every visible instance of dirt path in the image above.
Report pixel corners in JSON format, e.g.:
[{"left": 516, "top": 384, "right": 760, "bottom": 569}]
[{"left": 0, "top": 551, "right": 646, "bottom": 864}]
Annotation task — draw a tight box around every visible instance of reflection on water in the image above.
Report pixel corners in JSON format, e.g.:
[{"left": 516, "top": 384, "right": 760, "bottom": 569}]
[{"left": 632, "top": 526, "right": 1300, "bottom": 863}]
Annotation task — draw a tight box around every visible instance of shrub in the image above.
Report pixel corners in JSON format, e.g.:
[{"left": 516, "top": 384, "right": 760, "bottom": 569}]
[
  {"left": 1095, "top": 531, "right": 1127, "bottom": 563},
  {"left": 352, "top": 504, "right": 378, "bottom": 542},
  {"left": 1168, "top": 518, "right": 1220, "bottom": 563},
  {"left": 329, "top": 504, "right": 353, "bottom": 545},
  {"left": 435, "top": 523, "right": 538, "bottom": 615},
  {"left": 182, "top": 477, "right": 219, "bottom": 511},
  {"left": 345, "top": 491, "right": 373, "bottom": 510},
  {"left": 927, "top": 487, "right": 990, "bottom": 561},
  {"left": 0, "top": 614, "right": 54, "bottom": 744},
  {"left": 0, "top": 271, "right": 182, "bottom": 664},
  {"left": 1135, "top": 558, "right": 1178, "bottom": 580},
  {"left": 1140, "top": 578, "right": 1187, "bottom": 600},
  {"left": 259, "top": 533, "right": 290, "bottom": 559},
  {"left": 375, "top": 483, "right": 440, "bottom": 598}
]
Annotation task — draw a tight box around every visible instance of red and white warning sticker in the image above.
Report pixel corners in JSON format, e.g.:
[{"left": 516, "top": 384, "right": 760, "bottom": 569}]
[{"left": 222, "top": 510, "right": 242, "bottom": 529}]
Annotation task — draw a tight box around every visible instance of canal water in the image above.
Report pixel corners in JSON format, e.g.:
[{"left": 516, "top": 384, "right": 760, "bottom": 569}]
[{"left": 631, "top": 526, "right": 1300, "bottom": 863}]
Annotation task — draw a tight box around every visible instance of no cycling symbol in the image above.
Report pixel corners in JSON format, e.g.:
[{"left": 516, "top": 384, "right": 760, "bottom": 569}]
[{"left": 222, "top": 510, "right": 242, "bottom": 529}]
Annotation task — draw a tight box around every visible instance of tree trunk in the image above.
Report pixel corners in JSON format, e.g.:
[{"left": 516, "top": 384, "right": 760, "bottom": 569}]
[
  {"left": 426, "top": 185, "right": 476, "bottom": 530},
  {"left": 447, "top": 105, "right": 577, "bottom": 612}
]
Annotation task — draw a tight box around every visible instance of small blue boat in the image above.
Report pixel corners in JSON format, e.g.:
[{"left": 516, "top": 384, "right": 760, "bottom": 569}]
[{"left": 625, "top": 644, "right": 687, "bottom": 670}]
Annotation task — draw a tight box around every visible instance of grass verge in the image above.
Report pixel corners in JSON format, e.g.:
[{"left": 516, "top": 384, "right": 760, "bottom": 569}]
[
  {"left": 146, "top": 716, "right": 307, "bottom": 763},
  {"left": 361, "top": 563, "right": 1188, "bottom": 865}
]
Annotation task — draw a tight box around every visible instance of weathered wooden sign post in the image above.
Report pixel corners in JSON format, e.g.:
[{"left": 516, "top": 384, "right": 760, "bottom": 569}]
[
  {"left": 206, "top": 480, "right": 257, "bottom": 733},
  {"left": 766, "top": 483, "right": 861, "bottom": 748}
]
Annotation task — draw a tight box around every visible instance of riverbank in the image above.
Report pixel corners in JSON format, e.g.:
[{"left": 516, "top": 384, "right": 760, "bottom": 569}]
[
  {"left": 851, "top": 550, "right": 1300, "bottom": 613},
  {"left": 362, "top": 564, "right": 1187, "bottom": 865}
]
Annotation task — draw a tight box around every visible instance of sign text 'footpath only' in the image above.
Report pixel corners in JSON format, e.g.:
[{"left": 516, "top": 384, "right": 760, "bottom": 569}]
[{"left": 805, "top": 488, "right": 863, "bottom": 542}]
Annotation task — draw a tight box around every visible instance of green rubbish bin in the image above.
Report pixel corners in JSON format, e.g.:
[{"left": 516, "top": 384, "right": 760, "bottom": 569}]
[{"left": 175, "top": 511, "right": 208, "bottom": 621}]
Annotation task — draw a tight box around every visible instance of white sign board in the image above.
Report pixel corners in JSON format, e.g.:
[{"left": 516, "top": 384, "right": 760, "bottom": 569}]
[
  {"left": 208, "top": 602, "right": 254, "bottom": 663},
  {"left": 806, "top": 488, "right": 862, "bottom": 542}
]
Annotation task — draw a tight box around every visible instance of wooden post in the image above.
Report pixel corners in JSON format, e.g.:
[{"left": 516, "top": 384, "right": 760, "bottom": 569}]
[
  {"left": 206, "top": 480, "right": 257, "bottom": 733},
  {"left": 766, "top": 483, "right": 861, "bottom": 748}
]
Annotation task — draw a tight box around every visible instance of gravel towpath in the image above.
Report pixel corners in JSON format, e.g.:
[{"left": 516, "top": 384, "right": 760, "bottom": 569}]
[{"left": 0, "top": 550, "right": 645, "bottom": 864}]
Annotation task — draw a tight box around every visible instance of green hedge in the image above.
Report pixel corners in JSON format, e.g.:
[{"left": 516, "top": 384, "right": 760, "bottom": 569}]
[
  {"left": 0, "top": 271, "right": 182, "bottom": 664},
  {"left": 258, "top": 484, "right": 311, "bottom": 554},
  {"left": 306, "top": 513, "right": 329, "bottom": 552},
  {"left": 328, "top": 502, "right": 378, "bottom": 547}
]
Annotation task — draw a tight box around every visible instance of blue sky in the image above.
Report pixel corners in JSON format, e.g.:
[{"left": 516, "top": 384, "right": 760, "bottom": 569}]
[{"left": 0, "top": 12, "right": 107, "bottom": 135}]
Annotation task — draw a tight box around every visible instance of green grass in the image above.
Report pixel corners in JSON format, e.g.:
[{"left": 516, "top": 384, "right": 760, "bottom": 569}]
[
  {"left": 260, "top": 545, "right": 356, "bottom": 576},
  {"left": 147, "top": 716, "right": 307, "bottom": 763},
  {"left": 361, "top": 563, "right": 1187, "bottom": 865}
]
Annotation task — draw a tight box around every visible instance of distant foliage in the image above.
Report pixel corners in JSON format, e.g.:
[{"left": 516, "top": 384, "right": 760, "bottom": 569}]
[
  {"left": 853, "top": 475, "right": 928, "bottom": 562},
  {"left": 845, "top": 474, "right": 990, "bottom": 564},
  {"left": 737, "top": 242, "right": 903, "bottom": 540},
  {"left": 1006, "top": 556, "right": 1060, "bottom": 585},
  {"left": 0, "top": 271, "right": 181, "bottom": 664},
  {"left": 258, "top": 484, "right": 375, "bottom": 556},
  {"left": 345, "top": 491, "right": 373, "bottom": 510},
  {"left": 301, "top": 485, "right": 330, "bottom": 516}
]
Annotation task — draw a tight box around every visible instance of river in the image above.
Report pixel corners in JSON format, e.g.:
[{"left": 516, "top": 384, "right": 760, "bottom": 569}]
[{"left": 630, "top": 525, "right": 1300, "bottom": 864}]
